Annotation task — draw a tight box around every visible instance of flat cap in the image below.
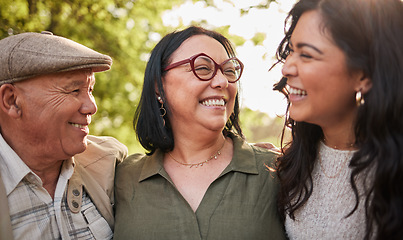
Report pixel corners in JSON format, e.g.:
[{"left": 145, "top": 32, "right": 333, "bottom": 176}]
[{"left": 0, "top": 31, "right": 112, "bottom": 84}]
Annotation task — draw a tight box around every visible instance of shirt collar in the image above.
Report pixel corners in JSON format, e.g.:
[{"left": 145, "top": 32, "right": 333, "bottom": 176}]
[
  {"left": 61, "top": 158, "right": 75, "bottom": 179},
  {"left": 222, "top": 132, "right": 259, "bottom": 175},
  {"left": 138, "top": 133, "right": 259, "bottom": 183},
  {"left": 138, "top": 150, "right": 166, "bottom": 182},
  {"left": 0, "top": 133, "right": 75, "bottom": 196},
  {"left": 0, "top": 133, "right": 32, "bottom": 195}
]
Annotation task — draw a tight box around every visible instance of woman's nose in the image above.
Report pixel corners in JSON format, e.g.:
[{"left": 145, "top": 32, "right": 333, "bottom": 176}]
[
  {"left": 282, "top": 55, "right": 297, "bottom": 78},
  {"left": 210, "top": 70, "right": 229, "bottom": 89}
]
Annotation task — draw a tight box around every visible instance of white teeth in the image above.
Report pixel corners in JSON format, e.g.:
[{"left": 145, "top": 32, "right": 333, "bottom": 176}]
[
  {"left": 70, "top": 123, "right": 86, "bottom": 128},
  {"left": 288, "top": 86, "right": 307, "bottom": 96},
  {"left": 202, "top": 99, "right": 225, "bottom": 107}
]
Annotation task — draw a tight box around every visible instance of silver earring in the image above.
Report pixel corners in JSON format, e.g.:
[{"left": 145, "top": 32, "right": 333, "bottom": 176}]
[{"left": 355, "top": 90, "right": 365, "bottom": 106}]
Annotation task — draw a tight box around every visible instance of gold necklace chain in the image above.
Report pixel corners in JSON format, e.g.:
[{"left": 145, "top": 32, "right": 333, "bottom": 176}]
[
  {"left": 323, "top": 138, "right": 355, "bottom": 150},
  {"left": 168, "top": 140, "right": 226, "bottom": 168}
]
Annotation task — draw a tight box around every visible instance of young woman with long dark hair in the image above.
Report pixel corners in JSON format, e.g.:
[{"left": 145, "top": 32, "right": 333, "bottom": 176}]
[{"left": 272, "top": 0, "right": 403, "bottom": 239}]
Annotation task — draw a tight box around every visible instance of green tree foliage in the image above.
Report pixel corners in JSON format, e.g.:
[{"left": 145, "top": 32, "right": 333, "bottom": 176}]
[
  {"left": 0, "top": 0, "right": 283, "bottom": 153},
  {"left": 240, "top": 107, "right": 289, "bottom": 148}
]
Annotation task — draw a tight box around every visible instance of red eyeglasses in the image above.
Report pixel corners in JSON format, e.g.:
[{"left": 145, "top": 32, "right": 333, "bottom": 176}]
[{"left": 164, "top": 53, "right": 244, "bottom": 83}]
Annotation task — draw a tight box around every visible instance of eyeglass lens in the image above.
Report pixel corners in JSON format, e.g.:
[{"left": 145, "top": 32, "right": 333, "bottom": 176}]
[{"left": 193, "top": 55, "right": 242, "bottom": 82}]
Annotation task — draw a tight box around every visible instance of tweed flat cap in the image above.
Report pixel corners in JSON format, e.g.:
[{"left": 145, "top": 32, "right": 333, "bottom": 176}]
[{"left": 0, "top": 31, "right": 112, "bottom": 84}]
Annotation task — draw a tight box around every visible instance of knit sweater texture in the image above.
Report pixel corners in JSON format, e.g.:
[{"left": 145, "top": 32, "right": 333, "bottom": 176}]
[{"left": 285, "top": 142, "right": 368, "bottom": 240}]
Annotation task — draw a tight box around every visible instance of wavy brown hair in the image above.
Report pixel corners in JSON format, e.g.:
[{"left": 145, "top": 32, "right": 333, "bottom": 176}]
[{"left": 272, "top": 0, "right": 403, "bottom": 239}]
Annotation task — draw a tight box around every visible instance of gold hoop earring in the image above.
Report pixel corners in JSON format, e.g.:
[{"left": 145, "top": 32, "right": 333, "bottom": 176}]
[{"left": 355, "top": 90, "right": 365, "bottom": 106}]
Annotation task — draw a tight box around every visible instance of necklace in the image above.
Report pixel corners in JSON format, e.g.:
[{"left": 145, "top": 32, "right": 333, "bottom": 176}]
[
  {"left": 323, "top": 138, "right": 355, "bottom": 150},
  {"left": 168, "top": 140, "right": 226, "bottom": 168},
  {"left": 318, "top": 151, "right": 351, "bottom": 178}
]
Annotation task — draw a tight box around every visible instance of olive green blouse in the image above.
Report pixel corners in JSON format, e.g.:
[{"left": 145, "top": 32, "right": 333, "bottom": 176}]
[{"left": 114, "top": 134, "right": 286, "bottom": 240}]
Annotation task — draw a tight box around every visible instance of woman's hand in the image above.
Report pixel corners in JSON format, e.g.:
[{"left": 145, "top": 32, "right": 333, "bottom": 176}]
[{"left": 254, "top": 142, "right": 281, "bottom": 153}]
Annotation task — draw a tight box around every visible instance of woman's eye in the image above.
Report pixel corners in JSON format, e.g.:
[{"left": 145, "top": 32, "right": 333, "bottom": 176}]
[
  {"left": 195, "top": 65, "right": 213, "bottom": 75},
  {"left": 300, "top": 53, "right": 313, "bottom": 59},
  {"left": 224, "top": 68, "right": 236, "bottom": 76}
]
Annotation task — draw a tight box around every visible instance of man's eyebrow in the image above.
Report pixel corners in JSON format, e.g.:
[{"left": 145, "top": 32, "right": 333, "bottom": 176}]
[
  {"left": 293, "top": 41, "right": 323, "bottom": 54},
  {"left": 63, "top": 80, "right": 85, "bottom": 89}
]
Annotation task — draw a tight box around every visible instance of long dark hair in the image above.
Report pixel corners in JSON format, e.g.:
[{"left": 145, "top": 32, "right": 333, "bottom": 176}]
[
  {"left": 272, "top": 0, "right": 403, "bottom": 239},
  {"left": 134, "top": 26, "right": 243, "bottom": 155}
]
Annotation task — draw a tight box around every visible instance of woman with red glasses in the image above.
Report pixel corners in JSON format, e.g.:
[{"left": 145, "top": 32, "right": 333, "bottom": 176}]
[{"left": 113, "top": 26, "right": 286, "bottom": 239}]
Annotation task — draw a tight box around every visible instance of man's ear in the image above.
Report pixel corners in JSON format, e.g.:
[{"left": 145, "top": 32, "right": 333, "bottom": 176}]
[{"left": 0, "top": 84, "right": 22, "bottom": 118}]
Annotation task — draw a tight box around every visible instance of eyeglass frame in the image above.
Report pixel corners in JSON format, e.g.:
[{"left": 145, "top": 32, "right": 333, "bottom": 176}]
[{"left": 164, "top": 53, "right": 244, "bottom": 83}]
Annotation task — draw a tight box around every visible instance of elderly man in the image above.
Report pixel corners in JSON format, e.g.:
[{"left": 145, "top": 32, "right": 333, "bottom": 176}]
[{"left": 0, "top": 32, "right": 127, "bottom": 239}]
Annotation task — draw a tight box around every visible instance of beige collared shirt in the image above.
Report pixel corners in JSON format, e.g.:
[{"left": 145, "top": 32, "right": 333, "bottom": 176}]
[{"left": 0, "top": 133, "right": 112, "bottom": 240}]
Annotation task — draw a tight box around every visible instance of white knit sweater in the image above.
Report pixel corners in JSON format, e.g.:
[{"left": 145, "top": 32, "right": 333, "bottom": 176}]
[{"left": 285, "top": 142, "right": 367, "bottom": 240}]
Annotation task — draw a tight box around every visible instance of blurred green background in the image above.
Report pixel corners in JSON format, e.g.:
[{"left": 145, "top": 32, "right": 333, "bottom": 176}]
[{"left": 0, "top": 0, "right": 290, "bottom": 154}]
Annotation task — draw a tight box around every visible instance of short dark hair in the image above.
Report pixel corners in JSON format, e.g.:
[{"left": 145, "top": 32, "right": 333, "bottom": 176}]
[
  {"left": 272, "top": 0, "right": 403, "bottom": 239},
  {"left": 134, "top": 26, "right": 243, "bottom": 155}
]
